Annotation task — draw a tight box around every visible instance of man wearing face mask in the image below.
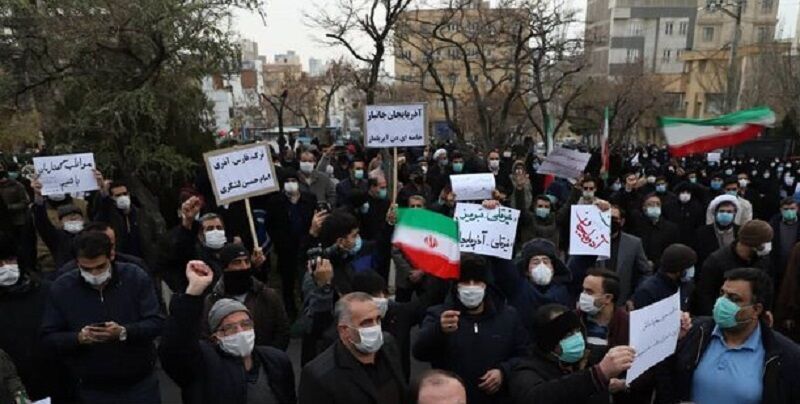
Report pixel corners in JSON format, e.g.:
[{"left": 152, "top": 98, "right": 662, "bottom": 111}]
[
  {"left": 31, "top": 177, "right": 87, "bottom": 270},
  {"left": 301, "top": 211, "right": 384, "bottom": 363},
  {"left": 335, "top": 158, "right": 368, "bottom": 207},
  {"left": 346, "top": 271, "right": 426, "bottom": 380},
  {"left": 299, "top": 292, "right": 406, "bottom": 404},
  {"left": 632, "top": 243, "right": 697, "bottom": 311},
  {"left": 694, "top": 220, "right": 773, "bottom": 316},
  {"left": 517, "top": 195, "right": 559, "bottom": 250},
  {"left": 258, "top": 169, "right": 317, "bottom": 317},
  {"left": 487, "top": 150, "right": 512, "bottom": 191},
  {"left": 357, "top": 175, "right": 391, "bottom": 241},
  {"left": 203, "top": 243, "right": 290, "bottom": 350},
  {"left": 695, "top": 196, "right": 740, "bottom": 269},
  {"left": 609, "top": 171, "right": 644, "bottom": 224},
  {"left": 161, "top": 196, "right": 262, "bottom": 295},
  {"left": 93, "top": 175, "right": 160, "bottom": 269},
  {"left": 705, "top": 177, "right": 753, "bottom": 226},
  {"left": 414, "top": 254, "right": 529, "bottom": 404},
  {"left": 491, "top": 238, "right": 572, "bottom": 337},
  {"left": 297, "top": 151, "right": 337, "bottom": 206},
  {"left": 768, "top": 198, "right": 800, "bottom": 288},
  {"left": 663, "top": 182, "right": 705, "bottom": 249},
  {"left": 41, "top": 231, "right": 164, "bottom": 403},
  {"left": 160, "top": 260, "right": 296, "bottom": 404},
  {"left": 630, "top": 194, "right": 679, "bottom": 267},
  {"left": 0, "top": 233, "right": 64, "bottom": 402},
  {"left": 398, "top": 166, "right": 432, "bottom": 207},
  {"left": 653, "top": 176, "right": 677, "bottom": 207},
  {"left": 509, "top": 304, "right": 636, "bottom": 403},
  {"left": 576, "top": 269, "right": 630, "bottom": 366},
  {"left": 660, "top": 268, "right": 800, "bottom": 404}
]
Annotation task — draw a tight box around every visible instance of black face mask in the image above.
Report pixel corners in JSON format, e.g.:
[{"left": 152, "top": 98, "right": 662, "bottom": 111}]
[
  {"left": 413, "top": 176, "right": 424, "bottom": 185},
  {"left": 223, "top": 270, "right": 252, "bottom": 295}
]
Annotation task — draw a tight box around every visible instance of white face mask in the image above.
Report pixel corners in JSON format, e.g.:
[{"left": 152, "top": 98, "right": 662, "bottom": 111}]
[
  {"left": 373, "top": 297, "right": 389, "bottom": 318},
  {"left": 299, "top": 161, "right": 315, "bottom": 174},
  {"left": 352, "top": 324, "right": 383, "bottom": 354},
  {"left": 63, "top": 220, "right": 84, "bottom": 234},
  {"left": 204, "top": 229, "right": 226, "bottom": 249},
  {"left": 457, "top": 285, "right": 486, "bottom": 309},
  {"left": 114, "top": 195, "right": 131, "bottom": 210},
  {"left": 756, "top": 242, "right": 772, "bottom": 257},
  {"left": 488, "top": 160, "right": 500, "bottom": 170},
  {"left": 80, "top": 266, "right": 111, "bottom": 286},
  {"left": 578, "top": 292, "right": 602, "bottom": 315},
  {"left": 0, "top": 264, "right": 20, "bottom": 286},
  {"left": 326, "top": 165, "right": 335, "bottom": 176},
  {"left": 284, "top": 181, "right": 299, "bottom": 194},
  {"left": 679, "top": 192, "right": 691, "bottom": 203},
  {"left": 530, "top": 263, "right": 553, "bottom": 286},
  {"left": 219, "top": 330, "right": 255, "bottom": 357},
  {"left": 682, "top": 266, "right": 695, "bottom": 282},
  {"left": 48, "top": 193, "right": 66, "bottom": 202}
]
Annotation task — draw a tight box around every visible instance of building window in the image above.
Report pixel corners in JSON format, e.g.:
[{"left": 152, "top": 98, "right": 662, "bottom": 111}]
[
  {"left": 703, "top": 26, "right": 714, "bottom": 42},
  {"left": 679, "top": 22, "right": 688, "bottom": 35},
  {"left": 626, "top": 48, "right": 640, "bottom": 62},
  {"left": 664, "top": 22, "right": 674, "bottom": 35},
  {"left": 676, "top": 49, "right": 684, "bottom": 60},
  {"left": 447, "top": 73, "right": 458, "bottom": 85},
  {"left": 662, "top": 49, "right": 672, "bottom": 63},
  {"left": 665, "top": 92, "right": 686, "bottom": 112},
  {"left": 628, "top": 20, "right": 643, "bottom": 36},
  {"left": 757, "top": 26, "right": 770, "bottom": 42},
  {"left": 761, "top": 0, "right": 773, "bottom": 13},
  {"left": 705, "top": 93, "right": 725, "bottom": 115}
]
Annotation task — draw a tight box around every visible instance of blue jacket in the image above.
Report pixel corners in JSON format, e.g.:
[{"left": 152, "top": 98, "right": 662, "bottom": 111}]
[
  {"left": 40, "top": 262, "right": 164, "bottom": 387},
  {"left": 491, "top": 258, "right": 572, "bottom": 336}
]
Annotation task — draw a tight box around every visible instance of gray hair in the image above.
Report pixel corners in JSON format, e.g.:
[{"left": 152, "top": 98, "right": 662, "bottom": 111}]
[
  {"left": 198, "top": 212, "right": 222, "bottom": 224},
  {"left": 334, "top": 292, "right": 375, "bottom": 325}
]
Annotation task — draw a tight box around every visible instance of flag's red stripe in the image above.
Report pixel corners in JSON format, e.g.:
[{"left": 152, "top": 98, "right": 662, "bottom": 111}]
[
  {"left": 667, "top": 124, "right": 763, "bottom": 157},
  {"left": 393, "top": 243, "right": 460, "bottom": 280}
]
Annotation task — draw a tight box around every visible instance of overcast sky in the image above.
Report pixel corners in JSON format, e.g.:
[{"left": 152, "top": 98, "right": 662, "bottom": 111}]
[{"left": 236, "top": 0, "right": 800, "bottom": 70}]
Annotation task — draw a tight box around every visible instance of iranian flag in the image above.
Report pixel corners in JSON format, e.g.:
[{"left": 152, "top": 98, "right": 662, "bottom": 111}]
[
  {"left": 392, "top": 208, "right": 460, "bottom": 279},
  {"left": 660, "top": 106, "right": 776, "bottom": 157}
]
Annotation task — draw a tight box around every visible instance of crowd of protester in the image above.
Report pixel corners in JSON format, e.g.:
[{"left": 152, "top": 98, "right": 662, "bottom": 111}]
[{"left": 1, "top": 138, "right": 800, "bottom": 404}]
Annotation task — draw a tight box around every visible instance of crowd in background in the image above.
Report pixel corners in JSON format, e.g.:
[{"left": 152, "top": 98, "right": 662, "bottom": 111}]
[{"left": 2, "top": 137, "right": 800, "bottom": 404}]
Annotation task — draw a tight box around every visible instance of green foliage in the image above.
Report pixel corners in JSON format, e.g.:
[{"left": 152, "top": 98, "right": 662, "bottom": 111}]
[{"left": 0, "top": 0, "right": 265, "bottom": 188}]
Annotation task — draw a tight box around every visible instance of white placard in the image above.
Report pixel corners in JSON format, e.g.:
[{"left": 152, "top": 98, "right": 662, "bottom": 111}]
[
  {"left": 364, "top": 104, "right": 427, "bottom": 148},
  {"left": 568, "top": 205, "right": 611, "bottom": 258},
  {"left": 204, "top": 144, "right": 279, "bottom": 206},
  {"left": 450, "top": 173, "right": 496, "bottom": 201},
  {"left": 536, "top": 146, "right": 591, "bottom": 180},
  {"left": 707, "top": 152, "right": 721, "bottom": 163},
  {"left": 627, "top": 291, "right": 681, "bottom": 385},
  {"left": 33, "top": 398, "right": 51, "bottom": 404},
  {"left": 33, "top": 153, "right": 98, "bottom": 196},
  {"left": 454, "top": 203, "right": 520, "bottom": 260}
]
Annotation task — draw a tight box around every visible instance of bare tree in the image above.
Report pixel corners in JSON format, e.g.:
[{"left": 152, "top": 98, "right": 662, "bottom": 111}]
[
  {"left": 308, "top": 0, "right": 413, "bottom": 104},
  {"left": 394, "top": 0, "right": 535, "bottom": 149},
  {"left": 739, "top": 43, "right": 800, "bottom": 135},
  {"left": 318, "top": 58, "right": 355, "bottom": 127},
  {"left": 520, "top": 0, "right": 587, "bottom": 152}
]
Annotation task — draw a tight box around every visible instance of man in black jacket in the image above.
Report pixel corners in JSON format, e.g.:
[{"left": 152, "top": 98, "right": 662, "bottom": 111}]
[
  {"left": 694, "top": 195, "right": 739, "bottom": 269},
  {"left": 40, "top": 231, "right": 164, "bottom": 403},
  {"left": 508, "top": 304, "right": 635, "bottom": 403},
  {"left": 630, "top": 193, "right": 680, "bottom": 267},
  {"left": 298, "top": 292, "right": 407, "bottom": 404},
  {"left": 695, "top": 219, "right": 772, "bottom": 315},
  {"left": 413, "top": 254, "right": 529, "bottom": 404},
  {"left": 658, "top": 267, "right": 800, "bottom": 404},
  {"left": 160, "top": 260, "right": 296, "bottom": 404}
]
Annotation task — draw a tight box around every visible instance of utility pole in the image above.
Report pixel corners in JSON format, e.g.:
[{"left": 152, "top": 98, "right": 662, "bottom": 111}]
[{"left": 705, "top": 0, "right": 744, "bottom": 113}]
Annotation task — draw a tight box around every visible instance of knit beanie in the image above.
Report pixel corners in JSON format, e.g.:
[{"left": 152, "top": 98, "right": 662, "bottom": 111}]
[
  {"left": 208, "top": 298, "right": 250, "bottom": 333},
  {"left": 738, "top": 220, "right": 773, "bottom": 247}
]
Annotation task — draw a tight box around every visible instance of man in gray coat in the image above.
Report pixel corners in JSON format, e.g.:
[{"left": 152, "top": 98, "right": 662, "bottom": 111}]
[{"left": 298, "top": 151, "right": 337, "bottom": 206}]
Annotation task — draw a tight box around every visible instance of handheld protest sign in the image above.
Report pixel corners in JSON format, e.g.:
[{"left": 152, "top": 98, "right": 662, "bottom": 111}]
[
  {"left": 203, "top": 143, "right": 279, "bottom": 206},
  {"left": 33, "top": 153, "right": 98, "bottom": 196},
  {"left": 454, "top": 203, "right": 520, "bottom": 260},
  {"left": 364, "top": 103, "right": 427, "bottom": 148}
]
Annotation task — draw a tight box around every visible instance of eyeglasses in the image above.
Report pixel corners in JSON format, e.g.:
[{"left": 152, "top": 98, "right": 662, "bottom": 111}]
[{"left": 218, "top": 319, "right": 254, "bottom": 336}]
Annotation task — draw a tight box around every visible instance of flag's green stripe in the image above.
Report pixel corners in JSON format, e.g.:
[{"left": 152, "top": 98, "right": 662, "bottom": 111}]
[
  {"left": 659, "top": 106, "right": 774, "bottom": 127},
  {"left": 396, "top": 208, "right": 458, "bottom": 240}
]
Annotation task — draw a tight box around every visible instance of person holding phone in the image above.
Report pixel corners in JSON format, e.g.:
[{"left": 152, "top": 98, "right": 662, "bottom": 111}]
[{"left": 40, "top": 231, "right": 164, "bottom": 403}]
